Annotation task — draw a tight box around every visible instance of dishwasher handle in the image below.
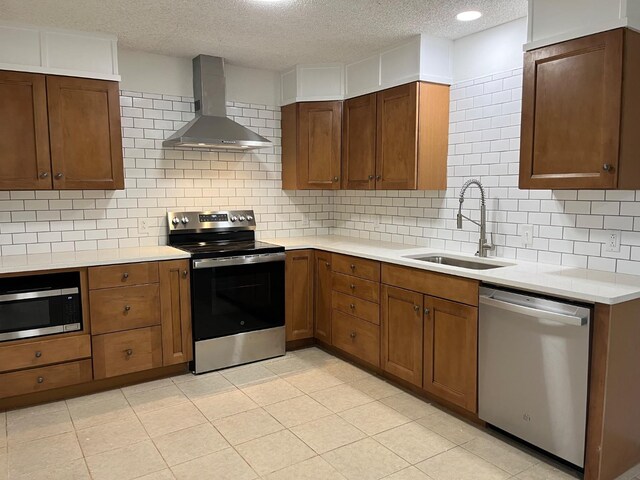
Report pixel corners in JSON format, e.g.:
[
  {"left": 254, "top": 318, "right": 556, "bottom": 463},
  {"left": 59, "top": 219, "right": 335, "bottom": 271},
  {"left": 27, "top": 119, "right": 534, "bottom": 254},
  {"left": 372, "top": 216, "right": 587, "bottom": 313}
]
[{"left": 479, "top": 295, "right": 588, "bottom": 327}]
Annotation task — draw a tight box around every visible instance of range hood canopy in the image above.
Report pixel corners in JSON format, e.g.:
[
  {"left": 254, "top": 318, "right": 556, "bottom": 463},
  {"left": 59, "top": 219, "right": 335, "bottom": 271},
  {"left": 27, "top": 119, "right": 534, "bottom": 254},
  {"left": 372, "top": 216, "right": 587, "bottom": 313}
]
[{"left": 163, "top": 55, "right": 271, "bottom": 151}]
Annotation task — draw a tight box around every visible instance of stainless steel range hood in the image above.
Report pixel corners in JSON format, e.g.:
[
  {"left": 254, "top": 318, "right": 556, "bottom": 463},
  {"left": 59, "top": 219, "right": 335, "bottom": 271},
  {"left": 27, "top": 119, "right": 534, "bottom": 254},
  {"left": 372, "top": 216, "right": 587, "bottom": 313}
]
[{"left": 163, "top": 55, "right": 271, "bottom": 151}]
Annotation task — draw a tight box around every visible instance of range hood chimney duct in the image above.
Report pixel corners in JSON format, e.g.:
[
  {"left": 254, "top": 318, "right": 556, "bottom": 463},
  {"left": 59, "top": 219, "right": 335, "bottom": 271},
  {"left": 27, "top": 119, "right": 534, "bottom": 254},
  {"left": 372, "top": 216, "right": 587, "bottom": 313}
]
[{"left": 163, "top": 55, "right": 271, "bottom": 151}]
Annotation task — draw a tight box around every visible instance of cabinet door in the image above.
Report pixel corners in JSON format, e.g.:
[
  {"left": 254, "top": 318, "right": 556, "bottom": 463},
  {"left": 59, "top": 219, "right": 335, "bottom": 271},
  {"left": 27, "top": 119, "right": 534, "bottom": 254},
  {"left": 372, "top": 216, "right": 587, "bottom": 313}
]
[
  {"left": 298, "top": 102, "right": 342, "bottom": 189},
  {"left": 314, "top": 251, "right": 332, "bottom": 344},
  {"left": 520, "top": 29, "right": 623, "bottom": 189},
  {"left": 381, "top": 285, "right": 423, "bottom": 387},
  {"left": 47, "top": 76, "right": 124, "bottom": 190},
  {"left": 285, "top": 250, "right": 314, "bottom": 341},
  {"left": 424, "top": 296, "right": 478, "bottom": 412},
  {"left": 343, "top": 93, "right": 376, "bottom": 189},
  {"left": 159, "top": 260, "right": 193, "bottom": 365},
  {"left": 0, "top": 71, "right": 52, "bottom": 190},
  {"left": 376, "top": 83, "right": 418, "bottom": 190}
]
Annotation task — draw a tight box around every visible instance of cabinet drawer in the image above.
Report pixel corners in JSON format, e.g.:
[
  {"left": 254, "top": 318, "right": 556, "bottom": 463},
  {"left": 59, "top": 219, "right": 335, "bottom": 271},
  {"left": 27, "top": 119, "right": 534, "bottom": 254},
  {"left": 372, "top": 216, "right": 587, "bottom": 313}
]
[
  {"left": 381, "top": 263, "right": 479, "bottom": 306},
  {"left": 0, "top": 335, "right": 91, "bottom": 373},
  {"left": 89, "top": 262, "right": 159, "bottom": 290},
  {"left": 332, "top": 254, "right": 380, "bottom": 281},
  {"left": 92, "top": 326, "right": 162, "bottom": 379},
  {"left": 0, "top": 359, "right": 93, "bottom": 399},
  {"left": 332, "top": 272, "right": 380, "bottom": 303},
  {"left": 332, "top": 291, "right": 380, "bottom": 325},
  {"left": 332, "top": 310, "right": 380, "bottom": 367},
  {"left": 90, "top": 284, "right": 161, "bottom": 335}
]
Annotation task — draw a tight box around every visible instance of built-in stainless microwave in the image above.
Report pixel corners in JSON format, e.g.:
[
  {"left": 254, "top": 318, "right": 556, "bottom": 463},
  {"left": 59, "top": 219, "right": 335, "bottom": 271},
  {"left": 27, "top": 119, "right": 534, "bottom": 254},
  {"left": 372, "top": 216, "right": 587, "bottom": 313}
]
[{"left": 0, "top": 272, "right": 82, "bottom": 342}]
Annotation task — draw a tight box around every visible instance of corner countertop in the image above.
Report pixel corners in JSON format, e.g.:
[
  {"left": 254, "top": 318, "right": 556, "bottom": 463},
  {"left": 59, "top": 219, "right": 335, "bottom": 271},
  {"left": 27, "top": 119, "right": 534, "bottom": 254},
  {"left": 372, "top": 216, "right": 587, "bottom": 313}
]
[
  {"left": 0, "top": 246, "right": 190, "bottom": 275},
  {"left": 263, "top": 235, "right": 640, "bottom": 305}
]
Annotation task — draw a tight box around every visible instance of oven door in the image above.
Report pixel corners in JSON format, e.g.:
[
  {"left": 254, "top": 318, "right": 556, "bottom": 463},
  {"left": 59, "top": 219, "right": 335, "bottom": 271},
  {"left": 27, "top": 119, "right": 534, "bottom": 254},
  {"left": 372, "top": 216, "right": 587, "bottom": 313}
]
[{"left": 191, "top": 253, "right": 285, "bottom": 341}]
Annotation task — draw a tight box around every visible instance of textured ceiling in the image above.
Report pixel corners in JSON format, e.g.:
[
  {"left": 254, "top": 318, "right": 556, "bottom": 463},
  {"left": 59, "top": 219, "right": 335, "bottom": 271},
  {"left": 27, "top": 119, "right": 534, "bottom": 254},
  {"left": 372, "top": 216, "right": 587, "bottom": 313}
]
[{"left": 0, "top": 0, "right": 527, "bottom": 71}]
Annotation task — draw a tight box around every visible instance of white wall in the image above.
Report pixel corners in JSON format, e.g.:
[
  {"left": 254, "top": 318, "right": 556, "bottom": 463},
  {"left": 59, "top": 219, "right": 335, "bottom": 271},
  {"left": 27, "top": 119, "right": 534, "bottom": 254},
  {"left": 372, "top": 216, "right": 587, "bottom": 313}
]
[
  {"left": 118, "top": 49, "right": 280, "bottom": 106},
  {"left": 453, "top": 17, "right": 527, "bottom": 83}
]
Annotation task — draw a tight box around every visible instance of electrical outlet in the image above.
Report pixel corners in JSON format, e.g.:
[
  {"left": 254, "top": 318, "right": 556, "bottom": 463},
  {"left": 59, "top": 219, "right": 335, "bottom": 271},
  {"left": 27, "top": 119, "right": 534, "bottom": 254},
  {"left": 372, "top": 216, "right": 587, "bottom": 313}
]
[
  {"left": 521, "top": 224, "right": 534, "bottom": 247},
  {"left": 138, "top": 218, "right": 150, "bottom": 236},
  {"left": 605, "top": 230, "right": 621, "bottom": 253}
]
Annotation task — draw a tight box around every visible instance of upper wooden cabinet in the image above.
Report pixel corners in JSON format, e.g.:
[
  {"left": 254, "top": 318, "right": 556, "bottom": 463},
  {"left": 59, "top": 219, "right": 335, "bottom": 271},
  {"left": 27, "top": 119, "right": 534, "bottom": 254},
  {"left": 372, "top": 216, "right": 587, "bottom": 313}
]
[
  {"left": 282, "top": 101, "right": 342, "bottom": 190},
  {"left": 0, "top": 71, "right": 51, "bottom": 190},
  {"left": 283, "top": 81, "right": 449, "bottom": 191},
  {"left": 47, "top": 76, "right": 124, "bottom": 190},
  {"left": 520, "top": 28, "right": 640, "bottom": 189},
  {"left": 343, "top": 82, "right": 449, "bottom": 190},
  {"left": 342, "top": 93, "right": 377, "bottom": 189},
  {"left": 0, "top": 71, "right": 124, "bottom": 190}
]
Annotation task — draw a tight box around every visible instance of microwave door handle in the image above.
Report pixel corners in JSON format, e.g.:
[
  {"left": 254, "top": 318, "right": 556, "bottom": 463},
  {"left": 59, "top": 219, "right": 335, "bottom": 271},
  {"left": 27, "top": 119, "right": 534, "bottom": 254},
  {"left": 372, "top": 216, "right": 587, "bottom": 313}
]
[
  {"left": 0, "top": 288, "right": 79, "bottom": 303},
  {"left": 479, "top": 295, "right": 587, "bottom": 327},
  {"left": 193, "top": 252, "right": 285, "bottom": 269}
]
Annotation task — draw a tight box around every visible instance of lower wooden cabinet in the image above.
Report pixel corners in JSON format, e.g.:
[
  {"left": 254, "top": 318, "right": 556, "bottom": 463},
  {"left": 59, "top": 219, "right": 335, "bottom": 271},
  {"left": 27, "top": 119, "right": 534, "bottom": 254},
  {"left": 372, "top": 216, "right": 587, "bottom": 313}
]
[
  {"left": 159, "top": 259, "right": 193, "bottom": 365},
  {"left": 381, "top": 285, "right": 424, "bottom": 387},
  {"left": 332, "top": 310, "right": 380, "bottom": 367},
  {"left": 314, "top": 251, "right": 332, "bottom": 344},
  {"left": 285, "top": 250, "right": 315, "bottom": 341},
  {"left": 0, "top": 359, "right": 93, "bottom": 399},
  {"left": 423, "top": 296, "right": 478, "bottom": 412},
  {"left": 89, "top": 284, "right": 161, "bottom": 335},
  {"left": 0, "top": 335, "right": 91, "bottom": 373},
  {"left": 92, "top": 326, "right": 163, "bottom": 379}
]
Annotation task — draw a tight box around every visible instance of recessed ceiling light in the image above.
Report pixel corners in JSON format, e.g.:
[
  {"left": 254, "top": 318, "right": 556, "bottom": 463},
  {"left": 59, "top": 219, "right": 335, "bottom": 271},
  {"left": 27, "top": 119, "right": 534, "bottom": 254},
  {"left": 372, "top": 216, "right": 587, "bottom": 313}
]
[{"left": 456, "top": 10, "right": 482, "bottom": 21}]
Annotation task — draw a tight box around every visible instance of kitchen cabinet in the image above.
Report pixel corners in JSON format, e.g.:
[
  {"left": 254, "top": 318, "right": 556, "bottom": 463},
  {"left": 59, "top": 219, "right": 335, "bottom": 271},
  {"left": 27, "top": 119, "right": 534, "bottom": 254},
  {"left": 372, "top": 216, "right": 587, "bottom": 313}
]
[
  {"left": 314, "top": 251, "right": 333, "bottom": 344},
  {"left": 159, "top": 260, "right": 193, "bottom": 366},
  {"left": 332, "top": 310, "right": 380, "bottom": 367},
  {"left": 285, "top": 250, "right": 315, "bottom": 341},
  {"left": 0, "top": 360, "right": 93, "bottom": 399},
  {"left": 423, "top": 296, "right": 478, "bottom": 412},
  {"left": 92, "top": 326, "right": 163, "bottom": 379},
  {"left": 342, "top": 93, "right": 377, "bottom": 189},
  {"left": 47, "top": 76, "right": 124, "bottom": 190},
  {"left": 0, "top": 71, "right": 51, "bottom": 190},
  {"left": 0, "top": 71, "right": 124, "bottom": 190},
  {"left": 381, "top": 285, "right": 423, "bottom": 387},
  {"left": 375, "top": 82, "right": 449, "bottom": 190},
  {"left": 282, "top": 101, "right": 342, "bottom": 190},
  {"left": 520, "top": 28, "right": 640, "bottom": 189}
]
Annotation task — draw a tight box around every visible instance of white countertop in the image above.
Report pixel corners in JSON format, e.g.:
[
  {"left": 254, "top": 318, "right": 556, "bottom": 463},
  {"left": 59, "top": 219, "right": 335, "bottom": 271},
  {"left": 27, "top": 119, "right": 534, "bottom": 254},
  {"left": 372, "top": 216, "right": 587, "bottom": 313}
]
[
  {"left": 0, "top": 246, "right": 190, "bottom": 274},
  {"left": 263, "top": 235, "right": 640, "bottom": 305}
]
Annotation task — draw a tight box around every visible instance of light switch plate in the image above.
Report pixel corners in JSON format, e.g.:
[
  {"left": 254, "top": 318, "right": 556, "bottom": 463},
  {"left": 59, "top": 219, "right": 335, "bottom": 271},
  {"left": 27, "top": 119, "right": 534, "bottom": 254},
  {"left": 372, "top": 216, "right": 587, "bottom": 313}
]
[{"left": 604, "top": 230, "right": 621, "bottom": 253}]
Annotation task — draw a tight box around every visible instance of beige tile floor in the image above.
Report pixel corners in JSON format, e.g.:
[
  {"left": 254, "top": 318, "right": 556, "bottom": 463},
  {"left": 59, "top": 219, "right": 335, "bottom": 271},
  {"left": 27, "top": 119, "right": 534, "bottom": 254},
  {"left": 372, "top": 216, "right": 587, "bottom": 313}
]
[{"left": 0, "top": 347, "right": 634, "bottom": 480}]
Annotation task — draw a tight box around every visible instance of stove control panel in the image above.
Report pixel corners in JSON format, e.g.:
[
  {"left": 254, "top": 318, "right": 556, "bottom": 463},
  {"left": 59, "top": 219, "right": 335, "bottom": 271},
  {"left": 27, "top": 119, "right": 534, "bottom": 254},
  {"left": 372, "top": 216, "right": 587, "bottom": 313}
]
[{"left": 167, "top": 210, "right": 256, "bottom": 232}]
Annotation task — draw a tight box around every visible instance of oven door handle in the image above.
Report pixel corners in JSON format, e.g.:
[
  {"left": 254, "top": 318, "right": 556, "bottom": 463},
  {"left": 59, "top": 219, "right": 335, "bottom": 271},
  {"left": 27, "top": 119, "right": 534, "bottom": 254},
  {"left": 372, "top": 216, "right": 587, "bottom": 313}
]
[{"left": 193, "top": 252, "right": 286, "bottom": 269}]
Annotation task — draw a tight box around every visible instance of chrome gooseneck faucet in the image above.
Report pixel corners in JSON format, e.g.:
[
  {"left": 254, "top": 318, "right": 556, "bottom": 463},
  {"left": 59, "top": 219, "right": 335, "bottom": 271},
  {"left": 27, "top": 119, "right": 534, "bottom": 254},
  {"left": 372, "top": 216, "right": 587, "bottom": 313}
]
[{"left": 457, "top": 179, "right": 494, "bottom": 257}]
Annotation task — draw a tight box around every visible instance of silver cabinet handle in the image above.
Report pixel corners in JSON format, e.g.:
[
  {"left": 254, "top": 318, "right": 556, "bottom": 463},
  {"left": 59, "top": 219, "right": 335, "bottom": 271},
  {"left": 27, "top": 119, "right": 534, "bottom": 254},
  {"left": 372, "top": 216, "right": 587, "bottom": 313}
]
[
  {"left": 37, "top": 376, "right": 44, "bottom": 384},
  {"left": 349, "top": 303, "right": 355, "bottom": 309},
  {"left": 376, "top": 175, "right": 381, "bottom": 181},
  {"left": 350, "top": 331, "right": 357, "bottom": 339},
  {"left": 182, "top": 270, "right": 188, "bottom": 278},
  {"left": 350, "top": 264, "right": 356, "bottom": 270},
  {"left": 325, "top": 262, "right": 330, "bottom": 268},
  {"left": 124, "top": 305, "right": 131, "bottom": 312},
  {"left": 35, "top": 351, "right": 42, "bottom": 358},
  {"left": 40, "top": 172, "right": 49, "bottom": 179},
  {"left": 333, "top": 176, "right": 339, "bottom": 182},
  {"left": 424, "top": 308, "right": 430, "bottom": 315},
  {"left": 414, "top": 305, "right": 420, "bottom": 312},
  {"left": 125, "top": 349, "right": 133, "bottom": 356},
  {"left": 350, "top": 284, "right": 356, "bottom": 290},
  {"left": 603, "top": 163, "right": 612, "bottom": 172},
  {"left": 368, "top": 175, "right": 374, "bottom": 180},
  {"left": 54, "top": 173, "right": 63, "bottom": 179},
  {"left": 122, "top": 272, "right": 129, "bottom": 280}
]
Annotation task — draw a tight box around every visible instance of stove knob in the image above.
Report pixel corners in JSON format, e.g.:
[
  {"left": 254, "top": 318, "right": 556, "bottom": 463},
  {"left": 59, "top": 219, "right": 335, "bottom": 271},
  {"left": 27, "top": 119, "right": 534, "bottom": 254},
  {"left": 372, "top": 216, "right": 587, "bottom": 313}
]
[
  {"left": 171, "top": 217, "right": 180, "bottom": 226},
  {"left": 230, "top": 216, "right": 238, "bottom": 222},
  {"left": 246, "top": 215, "right": 254, "bottom": 221},
  {"left": 181, "top": 217, "right": 189, "bottom": 224},
  {"left": 238, "top": 215, "right": 246, "bottom": 221}
]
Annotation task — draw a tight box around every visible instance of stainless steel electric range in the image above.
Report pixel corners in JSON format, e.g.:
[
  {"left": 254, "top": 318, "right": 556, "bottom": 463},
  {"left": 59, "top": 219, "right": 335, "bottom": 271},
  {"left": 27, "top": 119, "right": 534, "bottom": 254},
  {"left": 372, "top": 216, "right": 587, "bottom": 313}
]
[{"left": 167, "top": 210, "right": 285, "bottom": 374}]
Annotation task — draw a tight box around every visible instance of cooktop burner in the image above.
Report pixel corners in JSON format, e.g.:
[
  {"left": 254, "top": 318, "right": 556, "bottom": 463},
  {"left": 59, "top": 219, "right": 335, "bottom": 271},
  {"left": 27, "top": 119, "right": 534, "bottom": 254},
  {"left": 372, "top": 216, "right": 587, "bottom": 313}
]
[{"left": 166, "top": 210, "right": 284, "bottom": 259}]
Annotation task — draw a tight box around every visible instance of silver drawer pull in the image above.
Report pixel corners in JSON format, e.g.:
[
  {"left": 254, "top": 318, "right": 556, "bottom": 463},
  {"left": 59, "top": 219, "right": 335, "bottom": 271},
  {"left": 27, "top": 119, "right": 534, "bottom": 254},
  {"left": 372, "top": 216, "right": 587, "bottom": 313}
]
[
  {"left": 414, "top": 305, "right": 420, "bottom": 312},
  {"left": 424, "top": 308, "right": 430, "bottom": 315},
  {"left": 122, "top": 272, "right": 129, "bottom": 280},
  {"left": 35, "top": 351, "right": 42, "bottom": 358},
  {"left": 349, "top": 304, "right": 355, "bottom": 309},
  {"left": 124, "top": 305, "right": 131, "bottom": 312},
  {"left": 125, "top": 349, "right": 133, "bottom": 356},
  {"left": 350, "top": 284, "right": 356, "bottom": 290},
  {"left": 37, "top": 376, "right": 44, "bottom": 384},
  {"left": 350, "top": 331, "right": 357, "bottom": 339}
]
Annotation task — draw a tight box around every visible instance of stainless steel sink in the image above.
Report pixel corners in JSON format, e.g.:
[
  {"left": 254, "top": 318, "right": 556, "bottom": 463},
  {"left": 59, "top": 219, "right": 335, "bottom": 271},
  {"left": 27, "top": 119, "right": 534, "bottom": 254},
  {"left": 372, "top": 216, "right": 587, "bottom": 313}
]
[{"left": 405, "top": 254, "right": 510, "bottom": 270}]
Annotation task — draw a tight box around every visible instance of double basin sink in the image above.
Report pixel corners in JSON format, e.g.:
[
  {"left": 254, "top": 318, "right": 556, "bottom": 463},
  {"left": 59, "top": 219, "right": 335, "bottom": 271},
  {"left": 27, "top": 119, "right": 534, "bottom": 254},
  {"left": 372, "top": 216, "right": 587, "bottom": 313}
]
[{"left": 403, "top": 254, "right": 513, "bottom": 271}]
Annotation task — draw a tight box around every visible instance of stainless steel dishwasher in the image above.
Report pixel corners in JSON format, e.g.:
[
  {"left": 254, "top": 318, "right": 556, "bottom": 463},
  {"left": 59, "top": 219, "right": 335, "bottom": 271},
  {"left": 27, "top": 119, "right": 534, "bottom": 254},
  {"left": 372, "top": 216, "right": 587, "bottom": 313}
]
[{"left": 478, "top": 286, "right": 591, "bottom": 468}]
